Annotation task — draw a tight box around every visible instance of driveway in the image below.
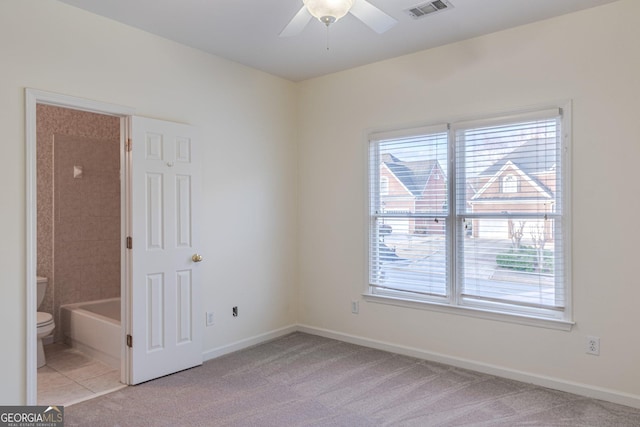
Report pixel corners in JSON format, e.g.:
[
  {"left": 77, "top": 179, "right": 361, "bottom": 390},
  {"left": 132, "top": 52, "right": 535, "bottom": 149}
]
[{"left": 379, "top": 235, "right": 556, "bottom": 302}]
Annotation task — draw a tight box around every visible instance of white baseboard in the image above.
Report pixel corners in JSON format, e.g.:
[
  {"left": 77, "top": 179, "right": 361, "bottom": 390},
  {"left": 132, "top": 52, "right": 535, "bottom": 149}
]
[
  {"left": 202, "top": 324, "right": 298, "bottom": 362},
  {"left": 297, "top": 324, "right": 640, "bottom": 409}
]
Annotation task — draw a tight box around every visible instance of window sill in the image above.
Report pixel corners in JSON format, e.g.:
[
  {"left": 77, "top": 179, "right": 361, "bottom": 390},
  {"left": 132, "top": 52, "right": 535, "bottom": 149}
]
[{"left": 362, "top": 293, "right": 574, "bottom": 331}]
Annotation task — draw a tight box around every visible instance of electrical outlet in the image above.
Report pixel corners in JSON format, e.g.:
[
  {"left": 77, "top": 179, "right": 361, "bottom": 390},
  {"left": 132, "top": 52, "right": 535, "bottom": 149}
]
[
  {"left": 586, "top": 336, "right": 600, "bottom": 355},
  {"left": 232, "top": 306, "right": 238, "bottom": 317},
  {"left": 351, "top": 301, "right": 359, "bottom": 314},
  {"left": 206, "top": 311, "right": 214, "bottom": 326}
]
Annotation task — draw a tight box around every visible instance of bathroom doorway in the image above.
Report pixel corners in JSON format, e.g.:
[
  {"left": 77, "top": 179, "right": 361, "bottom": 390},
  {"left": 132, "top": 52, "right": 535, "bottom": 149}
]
[
  {"left": 25, "top": 89, "right": 134, "bottom": 405},
  {"left": 26, "top": 89, "right": 204, "bottom": 404},
  {"left": 35, "top": 103, "right": 124, "bottom": 405}
]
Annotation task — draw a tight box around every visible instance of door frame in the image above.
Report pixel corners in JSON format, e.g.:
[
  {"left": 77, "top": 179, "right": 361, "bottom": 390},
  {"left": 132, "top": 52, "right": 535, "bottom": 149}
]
[{"left": 24, "top": 89, "right": 135, "bottom": 404}]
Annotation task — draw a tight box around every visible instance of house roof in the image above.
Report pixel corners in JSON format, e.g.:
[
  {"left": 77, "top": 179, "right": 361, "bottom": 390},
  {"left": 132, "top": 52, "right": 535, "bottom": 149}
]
[
  {"left": 381, "top": 154, "right": 441, "bottom": 197},
  {"left": 476, "top": 138, "right": 555, "bottom": 196},
  {"left": 479, "top": 138, "right": 556, "bottom": 178}
]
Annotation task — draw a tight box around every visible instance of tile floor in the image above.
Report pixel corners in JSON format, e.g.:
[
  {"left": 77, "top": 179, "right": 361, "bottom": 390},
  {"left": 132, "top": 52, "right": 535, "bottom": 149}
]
[{"left": 38, "top": 343, "right": 126, "bottom": 406}]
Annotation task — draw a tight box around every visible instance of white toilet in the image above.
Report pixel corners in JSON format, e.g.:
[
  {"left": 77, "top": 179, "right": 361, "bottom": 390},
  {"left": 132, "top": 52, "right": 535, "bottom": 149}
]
[{"left": 36, "top": 276, "right": 55, "bottom": 368}]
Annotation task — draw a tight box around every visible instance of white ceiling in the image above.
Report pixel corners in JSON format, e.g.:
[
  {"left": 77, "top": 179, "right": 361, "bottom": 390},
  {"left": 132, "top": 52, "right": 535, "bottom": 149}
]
[{"left": 57, "top": 0, "right": 618, "bottom": 82}]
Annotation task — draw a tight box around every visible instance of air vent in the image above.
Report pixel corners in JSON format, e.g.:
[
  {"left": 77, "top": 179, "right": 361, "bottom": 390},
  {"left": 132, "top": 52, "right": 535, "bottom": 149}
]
[{"left": 405, "top": 0, "right": 453, "bottom": 19}]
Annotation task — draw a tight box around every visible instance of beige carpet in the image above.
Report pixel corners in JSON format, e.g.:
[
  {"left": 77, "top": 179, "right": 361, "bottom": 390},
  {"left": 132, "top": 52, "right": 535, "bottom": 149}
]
[{"left": 65, "top": 332, "right": 640, "bottom": 426}]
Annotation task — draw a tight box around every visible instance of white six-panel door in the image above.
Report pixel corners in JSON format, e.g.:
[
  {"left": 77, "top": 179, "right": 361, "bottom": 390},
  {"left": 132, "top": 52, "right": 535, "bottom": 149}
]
[{"left": 129, "top": 117, "right": 202, "bottom": 384}]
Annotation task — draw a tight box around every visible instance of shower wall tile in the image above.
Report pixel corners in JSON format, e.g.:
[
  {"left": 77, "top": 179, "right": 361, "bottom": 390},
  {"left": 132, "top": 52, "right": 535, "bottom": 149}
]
[
  {"left": 54, "top": 134, "right": 121, "bottom": 325},
  {"left": 37, "top": 105, "right": 120, "bottom": 342}
]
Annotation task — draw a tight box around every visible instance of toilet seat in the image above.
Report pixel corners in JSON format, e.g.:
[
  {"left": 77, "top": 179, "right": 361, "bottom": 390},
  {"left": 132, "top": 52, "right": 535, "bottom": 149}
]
[{"left": 37, "top": 312, "right": 54, "bottom": 328}]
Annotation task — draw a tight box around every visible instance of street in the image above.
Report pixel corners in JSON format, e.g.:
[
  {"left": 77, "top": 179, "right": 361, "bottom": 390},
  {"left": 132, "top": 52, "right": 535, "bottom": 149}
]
[{"left": 378, "top": 234, "right": 558, "bottom": 306}]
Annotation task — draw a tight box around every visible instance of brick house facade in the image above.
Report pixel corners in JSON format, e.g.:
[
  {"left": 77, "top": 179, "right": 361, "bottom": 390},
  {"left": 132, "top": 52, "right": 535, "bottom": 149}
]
[{"left": 379, "top": 153, "right": 446, "bottom": 235}]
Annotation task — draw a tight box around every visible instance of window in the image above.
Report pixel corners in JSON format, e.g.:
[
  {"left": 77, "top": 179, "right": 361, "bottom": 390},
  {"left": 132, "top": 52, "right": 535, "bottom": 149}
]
[
  {"left": 380, "top": 176, "right": 389, "bottom": 196},
  {"left": 368, "top": 107, "right": 571, "bottom": 326},
  {"left": 502, "top": 174, "right": 518, "bottom": 193}
]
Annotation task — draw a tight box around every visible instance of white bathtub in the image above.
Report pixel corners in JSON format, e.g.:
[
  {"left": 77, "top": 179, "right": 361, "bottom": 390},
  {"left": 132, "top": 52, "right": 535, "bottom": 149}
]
[{"left": 60, "top": 297, "right": 121, "bottom": 370}]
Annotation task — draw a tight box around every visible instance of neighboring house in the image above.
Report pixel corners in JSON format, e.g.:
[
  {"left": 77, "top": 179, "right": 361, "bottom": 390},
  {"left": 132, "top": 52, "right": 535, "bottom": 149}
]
[
  {"left": 380, "top": 138, "right": 557, "bottom": 241},
  {"left": 468, "top": 138, "right": 556, "bottom": 240},
  {"left": 380, "top": 153, "right": 447, "bottom": 235}
]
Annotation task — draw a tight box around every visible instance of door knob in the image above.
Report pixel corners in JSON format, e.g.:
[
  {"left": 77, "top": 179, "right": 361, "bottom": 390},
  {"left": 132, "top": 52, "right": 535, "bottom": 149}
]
[{"left": 192, "top": 254, "right": 203, "bottom": 263}]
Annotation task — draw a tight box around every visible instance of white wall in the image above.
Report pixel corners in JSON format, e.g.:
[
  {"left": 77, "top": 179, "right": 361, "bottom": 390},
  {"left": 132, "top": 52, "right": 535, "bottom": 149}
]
[
  {"left": 298, "top": 0, "right": 640, "bottom": 401},
  {"left": 0, "top": 0, "right": 298, "bottom": 403}
]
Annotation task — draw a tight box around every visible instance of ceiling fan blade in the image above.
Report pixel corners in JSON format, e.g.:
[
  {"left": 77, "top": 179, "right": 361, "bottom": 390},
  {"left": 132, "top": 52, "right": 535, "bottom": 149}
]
[
  {"left": 349, "top": 0, "right": 398, "bottom": 34},
  {"left": 279, "top": 5, "right": 313, "bottom": 37}
]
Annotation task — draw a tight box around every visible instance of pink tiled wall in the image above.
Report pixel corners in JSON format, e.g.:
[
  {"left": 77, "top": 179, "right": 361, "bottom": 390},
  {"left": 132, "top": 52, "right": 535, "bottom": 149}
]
[{"left": 37, "top": 105, "right": 120, "bottom": 341}]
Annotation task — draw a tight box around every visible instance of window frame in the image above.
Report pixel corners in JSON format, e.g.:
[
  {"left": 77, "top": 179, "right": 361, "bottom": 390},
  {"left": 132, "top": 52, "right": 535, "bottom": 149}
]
[{"left": 365, "top": 104, "right": 573, "bottom": 331}]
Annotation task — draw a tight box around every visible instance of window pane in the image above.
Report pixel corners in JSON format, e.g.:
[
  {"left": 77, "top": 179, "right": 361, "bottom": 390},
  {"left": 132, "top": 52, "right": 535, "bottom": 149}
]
[
  {"left": 371, "top": 217, "right": 448, "bottom": 297},
  {"left": 455, "top": 114, "right": 564, "bottom": 317},
  {"left": 460, "top": 218, "right": 564, "bottom": 310},
  {"left": 458, "top": 119, "right": 560, "bottom": 216},
  {"left": 371, "top": 130, "right": 449, "bottom": 299},
  {"left": 377, "top": 132, "right": 448, "bottom": 217}
]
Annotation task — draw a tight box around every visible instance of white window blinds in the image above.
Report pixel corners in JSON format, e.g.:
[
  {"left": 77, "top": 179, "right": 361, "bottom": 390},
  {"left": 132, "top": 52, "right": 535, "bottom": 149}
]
[
  {"left": 369, "top": 125, "right": 449, "bottom": 299},
  {"left": 455, "top": 111, "right": 565, "bottom": 318},
  {"left": 368, "top": 107, "right": 569, "bottom": 322}
]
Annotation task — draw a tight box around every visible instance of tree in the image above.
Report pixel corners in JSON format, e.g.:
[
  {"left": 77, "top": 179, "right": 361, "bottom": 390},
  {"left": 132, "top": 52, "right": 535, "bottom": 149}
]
[
  {"left": 530, "top": 222, "right": 548, "bottom": 273},
  {"left": 509, "top": 220, "right": 526, "bottom": 249}
]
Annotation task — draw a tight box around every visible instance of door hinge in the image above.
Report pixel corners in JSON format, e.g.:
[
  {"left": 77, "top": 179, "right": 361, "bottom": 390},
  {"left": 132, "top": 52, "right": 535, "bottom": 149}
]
[
  {"left": 126, "top": 138, "right": 132, "bottom": 152},
  {"left": 126, "top": 334, "right": 133, "bottom": 348},
  {"left": 126, "top": 236, "right": 132, "bottom": 249}
]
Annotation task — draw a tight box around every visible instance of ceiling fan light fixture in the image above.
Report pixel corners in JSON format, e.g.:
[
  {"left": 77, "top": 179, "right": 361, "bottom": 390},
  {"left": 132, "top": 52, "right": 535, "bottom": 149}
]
[{"left": 303, "top": 0, "right": 355, "bottom": 25}]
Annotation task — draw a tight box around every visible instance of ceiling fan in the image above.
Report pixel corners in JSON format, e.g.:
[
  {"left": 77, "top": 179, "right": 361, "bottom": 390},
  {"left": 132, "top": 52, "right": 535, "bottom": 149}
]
[{"left": 279, "top": 0, "right": 398, "bottom": 37}]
